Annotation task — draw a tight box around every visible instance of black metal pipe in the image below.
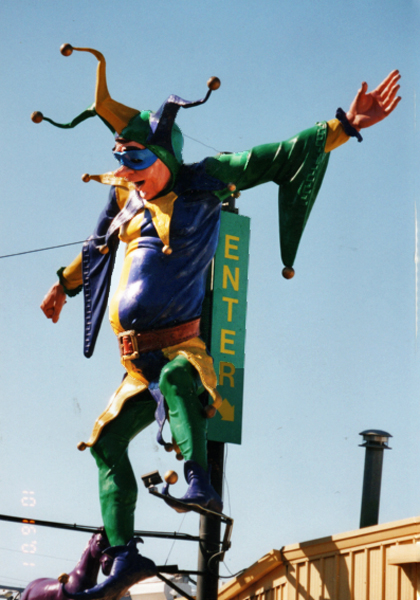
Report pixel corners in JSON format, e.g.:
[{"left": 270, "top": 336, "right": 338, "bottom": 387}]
[
  {"left": 196, "top": 440, "right": 224, "bottom": 600},
  {"left": 359, "top": 430, "right": 392, "bottom": 528},
  {"left": 195, "top": 199, "right": 235, "bottom": 599}
]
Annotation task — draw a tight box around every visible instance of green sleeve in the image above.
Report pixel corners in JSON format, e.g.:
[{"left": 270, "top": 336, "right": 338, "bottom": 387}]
[{"left": 205, "top": 122, "right": 330, "bottom": 268}]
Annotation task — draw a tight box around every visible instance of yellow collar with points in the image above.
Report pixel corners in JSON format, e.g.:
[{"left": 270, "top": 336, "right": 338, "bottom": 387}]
[{"left": 85, "top": 172, "right": 177, "bottom": 254}]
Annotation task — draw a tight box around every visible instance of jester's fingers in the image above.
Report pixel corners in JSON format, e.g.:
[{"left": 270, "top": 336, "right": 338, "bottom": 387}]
[
  {"left": 381, "top": 86, "right": 402, "bottom": 116},
  {"left": 375, "top": 74, "right": 401, "bottom": 118},
  {"left": 373, "top": 69, "right": 401, "bottom": 97}
]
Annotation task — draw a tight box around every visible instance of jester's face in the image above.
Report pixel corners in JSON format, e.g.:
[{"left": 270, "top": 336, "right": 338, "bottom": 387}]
[{"left": 113, "top": 138, "right": 171, "bottom": 201}]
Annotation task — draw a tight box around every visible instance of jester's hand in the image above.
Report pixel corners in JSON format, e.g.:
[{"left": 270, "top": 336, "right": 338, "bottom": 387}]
[
  {"left": 346, "top": 70, "right": 401, "bottom": 131},
  {"left": 41, "top": 282, "right": 67, "bottom": 323}
]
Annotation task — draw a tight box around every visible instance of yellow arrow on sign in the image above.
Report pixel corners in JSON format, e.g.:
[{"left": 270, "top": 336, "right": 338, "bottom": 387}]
[{"left": 218, "top": 398, "right": 235, "bottom": 421}]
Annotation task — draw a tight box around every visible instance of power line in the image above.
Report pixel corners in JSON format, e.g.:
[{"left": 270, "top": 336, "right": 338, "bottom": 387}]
[
  {"left": 0, "top": 546, "right": 75, "bottom": 563},
  {"left": 0, "top": 574, "right": 28, "bottom": 585},
  {"left": 0, "top": 133, "right": 226, "bottom": 262},
  {"left": 0, "top": 514, "right": 200, "bottom": 542},
  {"left": 0, "top": 241, "right": 86, "bottom": 260},
  {"left": 183, "top": 133, "right": 221, "bottom": 153}
]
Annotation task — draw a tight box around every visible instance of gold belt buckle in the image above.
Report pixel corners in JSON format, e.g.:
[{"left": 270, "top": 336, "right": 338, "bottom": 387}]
[{"left": 118, "top": 330, "right": 140, "bottom": 361}]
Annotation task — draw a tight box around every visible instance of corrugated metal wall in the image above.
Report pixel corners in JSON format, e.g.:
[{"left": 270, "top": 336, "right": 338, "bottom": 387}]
[
  {"left": 288, "top": 545, "right": 417, "bottom": 599},
  {"left": 219, "top": 518, "right": 420, "bottom": 600}
]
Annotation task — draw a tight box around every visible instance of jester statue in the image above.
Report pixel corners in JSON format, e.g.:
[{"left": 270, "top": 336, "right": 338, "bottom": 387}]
[{"left": 34, "top": 44, "right": 400, "bottom": 598}]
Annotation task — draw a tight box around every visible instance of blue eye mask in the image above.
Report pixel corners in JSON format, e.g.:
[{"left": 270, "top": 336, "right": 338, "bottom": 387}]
[{"left": 113, "top": 147, "right": 158, "bottom": 171}]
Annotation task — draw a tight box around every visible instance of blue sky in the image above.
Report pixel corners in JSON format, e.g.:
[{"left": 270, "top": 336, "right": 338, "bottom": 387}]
[{"left": 0, "top": 0, "right": 419, "bottom": 590}]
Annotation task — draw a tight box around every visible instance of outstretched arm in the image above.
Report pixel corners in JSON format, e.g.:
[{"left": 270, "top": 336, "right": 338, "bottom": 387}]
[
  {"left": 346, "top": 70, "right": 401, "bottom": 131},
  {"left": 40, "top": 186, "right": 122, "bottom": 324}
]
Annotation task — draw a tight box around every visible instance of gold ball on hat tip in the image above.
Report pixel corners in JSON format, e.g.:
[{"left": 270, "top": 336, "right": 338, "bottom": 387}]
[
  {"left": 164, "top": 470, "right": 179, "bottom": 485},
  {"left": 57, "top": 573, "right": 70, "bottom": 584},
  {"left": 207, "top": 76, "right": 221, "bottom": 91},
  {"left": 162, "top": 245, "right": 172, "bottom": 255},
  {"left": 164, "top": 443, "right": 174, "bottom": 452},
  {"left": 31, "top": 111, "right": 43, "bottom": 124},
  {"left": 81, "top": 173, "right": 91, "bottom": 183},
  {"left": 77, "top": 442, "right": 87, "bottom": 452},
  {"left": 282, "top": 266, "right": 295, "bottom": 279},
  {"left": 60, "top": 44, "right": 73, "bottom": 57},
  {"left": 176, "top": 452, "right": 184, "bottom": 461}
]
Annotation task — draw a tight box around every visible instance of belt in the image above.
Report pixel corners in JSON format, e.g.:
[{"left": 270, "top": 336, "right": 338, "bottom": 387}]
[{"left": 118, "top": 318, "right": 201, "bottom": 360}]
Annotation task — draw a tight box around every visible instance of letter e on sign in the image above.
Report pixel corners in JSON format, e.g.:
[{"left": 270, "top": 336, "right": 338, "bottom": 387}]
[
  {"left": 224, "top": 235, "right": 240, "bottom": 260},
  {"left": 221, "top": 329, "right": 236, "bottom": 355}
]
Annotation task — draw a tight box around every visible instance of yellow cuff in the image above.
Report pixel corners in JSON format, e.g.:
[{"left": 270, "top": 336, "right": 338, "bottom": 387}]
[
  {"left": 62, "top": 253, "right": 83, "bottom": 289},
  {"left": 325, "top": 119, "right": 350, "bottom": 153}
]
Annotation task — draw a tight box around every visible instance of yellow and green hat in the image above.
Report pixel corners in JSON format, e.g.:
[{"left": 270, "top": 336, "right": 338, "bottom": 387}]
[{"left": 31, "top": 44, "right": 220, "bottom": 180}]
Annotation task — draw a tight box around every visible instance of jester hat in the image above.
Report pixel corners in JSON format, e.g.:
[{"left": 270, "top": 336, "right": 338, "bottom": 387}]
[{"left": 31, "top": 44, "right": 220, "bottom": 180}]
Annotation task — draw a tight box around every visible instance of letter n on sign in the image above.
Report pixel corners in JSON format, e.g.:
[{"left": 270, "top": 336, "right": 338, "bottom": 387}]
[{"left": 208, "top": 211, "right": 250, "bottom": 444}]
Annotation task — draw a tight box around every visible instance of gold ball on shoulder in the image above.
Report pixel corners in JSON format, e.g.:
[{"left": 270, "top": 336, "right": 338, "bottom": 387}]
[{"left": 57, "top": 573, "right": 70, "bottom": 584}]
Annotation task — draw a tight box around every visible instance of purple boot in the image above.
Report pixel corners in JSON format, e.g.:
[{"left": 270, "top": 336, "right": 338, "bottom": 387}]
[
  {"left": 62, "top": 539, "right": 156, "bottom": 600},
  {"left": 162, "top": 460, "right": 223, "bottom": 514}
]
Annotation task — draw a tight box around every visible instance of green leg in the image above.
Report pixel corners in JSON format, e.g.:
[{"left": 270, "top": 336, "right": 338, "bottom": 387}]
[
  {"left": 159, "top": 355, "right": 208, "bottom": 470},
  {"left": 90, "top": 391, "right": 156, "bottom": 547}
]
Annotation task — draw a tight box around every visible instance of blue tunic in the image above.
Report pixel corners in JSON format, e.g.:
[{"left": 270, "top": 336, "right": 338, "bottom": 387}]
[
  {"left": 118, "top": 169, "right": 224, "bottom": 331},
  {"left": 81, "top": 123, "right": 330, "bottom": 357}
]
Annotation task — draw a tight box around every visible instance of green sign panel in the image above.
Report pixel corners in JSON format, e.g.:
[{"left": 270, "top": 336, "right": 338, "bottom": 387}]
[{"left": 207, "top": 211, "right": 250, "bottom": 444}]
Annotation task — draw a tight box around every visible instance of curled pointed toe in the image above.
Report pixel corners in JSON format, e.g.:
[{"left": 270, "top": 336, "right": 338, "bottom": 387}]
[
  {"left": 61, "top": 539, "right": 156, "bottom": 600},
  {"left": 161, "top": 460, "right": 223, "bottom": 514}
]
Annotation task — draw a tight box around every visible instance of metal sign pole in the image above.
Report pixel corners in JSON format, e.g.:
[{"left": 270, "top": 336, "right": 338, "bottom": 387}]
[
  {"left": 196, "top": 440, "right": 225, "bottom": 600},
  {"left": 196, "top": 201, "right": 250, "bottom": 600}
]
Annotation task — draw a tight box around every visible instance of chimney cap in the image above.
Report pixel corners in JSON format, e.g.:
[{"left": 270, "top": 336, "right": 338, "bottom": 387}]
[{"left": 359, "top": 429, "right": 392, "bottom": 448}]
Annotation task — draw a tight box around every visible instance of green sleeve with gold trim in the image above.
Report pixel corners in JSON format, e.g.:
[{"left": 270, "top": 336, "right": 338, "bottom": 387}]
[{"left": 205, "top": 122, "right": 330, "bottom": 268}]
